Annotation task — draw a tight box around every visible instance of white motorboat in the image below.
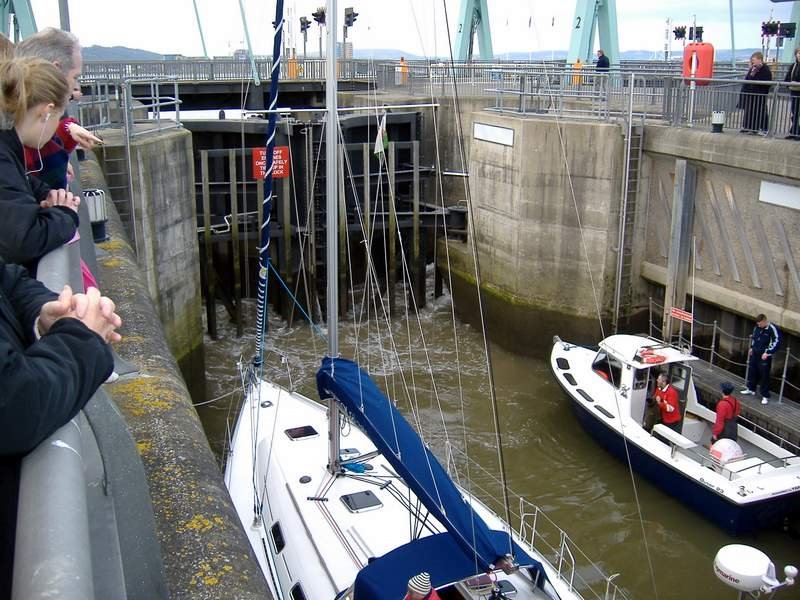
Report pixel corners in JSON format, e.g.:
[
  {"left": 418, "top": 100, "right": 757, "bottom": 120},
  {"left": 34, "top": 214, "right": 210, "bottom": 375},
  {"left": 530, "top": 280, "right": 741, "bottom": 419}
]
[{"left": 550, "top": 333, "right": 800, "bottom": 534}]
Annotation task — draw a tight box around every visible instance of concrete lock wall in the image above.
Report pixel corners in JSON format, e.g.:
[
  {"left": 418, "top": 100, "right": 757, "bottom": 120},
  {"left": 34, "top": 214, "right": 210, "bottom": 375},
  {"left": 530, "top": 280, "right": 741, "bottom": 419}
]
[
  {"left": 441, "top": 113, "right": 626, "bottom": 349},
  {"left": 97, "top": 128, "right": 205, "bottom": 388},
  {"left": 641, "top": 126, "right": 800, "bottom": 338}
]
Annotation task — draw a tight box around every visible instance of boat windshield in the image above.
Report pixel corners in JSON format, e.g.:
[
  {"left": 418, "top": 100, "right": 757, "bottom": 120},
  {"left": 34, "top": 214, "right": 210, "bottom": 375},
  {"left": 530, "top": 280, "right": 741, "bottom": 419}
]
[{"left": 592, "top": 351, "right": 623, "bottom": 388}]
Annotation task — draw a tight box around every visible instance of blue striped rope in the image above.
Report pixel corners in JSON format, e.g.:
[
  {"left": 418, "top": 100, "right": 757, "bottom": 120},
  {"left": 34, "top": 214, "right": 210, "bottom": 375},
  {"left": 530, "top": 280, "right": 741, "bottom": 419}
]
[{"left": 253, "top": 0, "right": 285, "bottom": 369}]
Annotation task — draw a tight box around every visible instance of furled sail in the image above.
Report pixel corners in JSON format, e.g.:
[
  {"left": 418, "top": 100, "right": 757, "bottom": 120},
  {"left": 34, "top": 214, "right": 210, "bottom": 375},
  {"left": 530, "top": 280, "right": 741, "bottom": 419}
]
[{"left": 317, "top": 357, "right": 537, "bottom": 573}]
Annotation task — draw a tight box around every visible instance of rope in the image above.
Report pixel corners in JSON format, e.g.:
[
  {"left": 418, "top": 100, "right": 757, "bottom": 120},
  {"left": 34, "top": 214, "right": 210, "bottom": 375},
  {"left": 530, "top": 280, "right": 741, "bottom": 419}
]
[
  {"left": 267, "top": 261, "right": 328, "bottom": 341},
  {"left": 194, "top": 387, "right": 240, "bottom": 407}
]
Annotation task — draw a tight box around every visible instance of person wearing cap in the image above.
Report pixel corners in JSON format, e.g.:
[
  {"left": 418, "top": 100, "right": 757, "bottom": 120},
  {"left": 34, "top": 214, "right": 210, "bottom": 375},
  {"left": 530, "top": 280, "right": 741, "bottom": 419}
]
[
  {"left": 405, "top": 572, "right": 442, "bottom": 600},
  {"left": 712, "top": 382, "right": 741, "bottom": 444}
]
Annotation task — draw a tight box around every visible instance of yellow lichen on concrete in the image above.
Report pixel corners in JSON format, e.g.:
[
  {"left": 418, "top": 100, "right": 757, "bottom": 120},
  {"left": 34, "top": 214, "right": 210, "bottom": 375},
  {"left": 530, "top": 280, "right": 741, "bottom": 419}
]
[
  {"left": 182, "top": 514, "right": 215, "bottom": 533},
  {"left": 136, "top": 440, "right": 152, "bottom": 454},
  {"left": 189, "top": 556, "right": 237, "bottom": 588},
  {"left": 112, "top": 377, "right": 181, "bottom": 417},
  {"left": 99, "top": 238, "right": 131, "bottom": 252},
  {"left": 99, "top": 256, "right": 125, "bottom": 269}
]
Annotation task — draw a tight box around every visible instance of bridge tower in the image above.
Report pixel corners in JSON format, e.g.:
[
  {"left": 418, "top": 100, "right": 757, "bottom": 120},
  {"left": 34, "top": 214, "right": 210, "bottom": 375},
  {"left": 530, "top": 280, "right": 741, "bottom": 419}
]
[
  {"left": 1, "top": 0, "right": 37, "bottom": 40},
  {"left": 453, "top": 0, "right": 494, "bottom": 61},
  {"left": 567, "top": 0, "right": 620, "bottom": 67}
]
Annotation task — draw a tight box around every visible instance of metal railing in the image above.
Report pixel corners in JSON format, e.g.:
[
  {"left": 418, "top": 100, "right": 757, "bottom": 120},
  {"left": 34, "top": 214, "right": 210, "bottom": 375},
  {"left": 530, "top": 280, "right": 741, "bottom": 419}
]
[
  {"left": 445, "top": 445, "right": 630, "bottom": 600},
  {"left": 648, "top": 297, "right": 798, "bottom": 403}
]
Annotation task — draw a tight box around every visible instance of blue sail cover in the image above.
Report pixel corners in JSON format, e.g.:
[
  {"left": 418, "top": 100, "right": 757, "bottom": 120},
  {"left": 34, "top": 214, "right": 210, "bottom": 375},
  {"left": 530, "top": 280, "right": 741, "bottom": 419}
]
[
  {"left": 317, "top": 357, "right": 539, "bottom": 574},
  {"left": 352, "top": 532, "right": 546, "bottom": 600}
]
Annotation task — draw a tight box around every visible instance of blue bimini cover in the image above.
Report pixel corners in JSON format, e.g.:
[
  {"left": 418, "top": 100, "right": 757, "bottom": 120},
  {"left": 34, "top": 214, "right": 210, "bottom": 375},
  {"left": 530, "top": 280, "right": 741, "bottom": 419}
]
[
  {"left": 352, "top": 532, "right": 545, "bottom": 600},
  {"left": 316, "top": 357, "right": 541, "bottom": 574}
]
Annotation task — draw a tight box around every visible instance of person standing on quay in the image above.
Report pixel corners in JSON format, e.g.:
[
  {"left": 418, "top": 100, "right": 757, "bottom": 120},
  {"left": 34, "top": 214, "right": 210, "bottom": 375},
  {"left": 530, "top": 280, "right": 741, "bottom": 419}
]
[
  {"left": 785, "top": 47, "right": 800, "bottom": 140},
  {"left": 741, "top": 314, "right": 781, "bottom": 404},
  {"left": 739, "top": 51, "right": 772, "bottom": 134}
]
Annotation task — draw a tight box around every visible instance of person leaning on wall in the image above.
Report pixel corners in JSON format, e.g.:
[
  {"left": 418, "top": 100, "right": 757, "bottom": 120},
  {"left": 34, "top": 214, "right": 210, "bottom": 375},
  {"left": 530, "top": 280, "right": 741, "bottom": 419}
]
[{"left": 0, "top": 57, "right": 80, "bottom": 276}]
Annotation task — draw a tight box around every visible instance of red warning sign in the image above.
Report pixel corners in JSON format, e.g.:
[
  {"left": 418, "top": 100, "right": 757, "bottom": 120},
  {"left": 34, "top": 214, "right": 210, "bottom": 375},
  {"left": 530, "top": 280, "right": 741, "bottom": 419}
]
[{"left": 252, "top": 146, "right": 290, "bottom": 179}]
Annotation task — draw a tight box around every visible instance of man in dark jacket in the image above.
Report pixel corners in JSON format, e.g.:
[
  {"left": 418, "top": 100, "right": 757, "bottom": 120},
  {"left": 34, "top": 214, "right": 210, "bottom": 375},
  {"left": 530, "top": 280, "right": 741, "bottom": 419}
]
[
  {"left": 785, "top": 47, "right": 800, "bottom": 139},
  {"left": 0, "top": 261, "right": 120, "bottom": 598},
  {"left": 740, "top": 313, "right": 781, "bottom": 404},
  {"left": 596, "top": 49, "right": 610, "bottom": 72}
]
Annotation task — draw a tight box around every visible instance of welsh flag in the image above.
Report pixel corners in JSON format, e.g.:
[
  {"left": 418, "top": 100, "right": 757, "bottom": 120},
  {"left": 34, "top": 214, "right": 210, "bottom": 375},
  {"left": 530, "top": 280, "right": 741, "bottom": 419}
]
[{"left": 373, "top": 112, "right": 388, "bottom": 155}]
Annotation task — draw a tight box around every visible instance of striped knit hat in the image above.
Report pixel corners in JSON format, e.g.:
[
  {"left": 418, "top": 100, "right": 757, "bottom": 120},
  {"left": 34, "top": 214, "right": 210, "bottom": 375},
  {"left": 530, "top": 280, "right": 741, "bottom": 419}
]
[{"left": 408, "top": 572, "right": 432, "bottom": 595}]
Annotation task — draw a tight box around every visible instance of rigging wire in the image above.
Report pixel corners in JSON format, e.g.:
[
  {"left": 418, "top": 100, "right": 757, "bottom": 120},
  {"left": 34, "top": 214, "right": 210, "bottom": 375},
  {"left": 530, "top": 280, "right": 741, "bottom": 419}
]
[
  {"left": 441, "top": 0, "right": 515, "bottom": 560},
  {"left": 526, "top": 16, "right": 661, "bottom": 600}
]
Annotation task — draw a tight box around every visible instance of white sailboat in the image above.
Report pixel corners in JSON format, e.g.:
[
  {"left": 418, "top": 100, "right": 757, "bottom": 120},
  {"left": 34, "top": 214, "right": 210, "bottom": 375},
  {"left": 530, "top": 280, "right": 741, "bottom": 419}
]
[{"left": 224, "top": 2, "right": 627, "bottom": 598}]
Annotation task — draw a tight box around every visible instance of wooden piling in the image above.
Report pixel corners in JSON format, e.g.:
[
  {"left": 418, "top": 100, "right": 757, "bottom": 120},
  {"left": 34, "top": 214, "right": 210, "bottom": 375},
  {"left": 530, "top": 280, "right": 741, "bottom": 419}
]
[
  {"left": 201, "top": 150, "right": 217, "bottom": 339},
  {"left": 412, "top": 140, "right": 424, "bottom": 307},
  {"left": 338, "top": 145, "right": 348, "bottom": 318},
  {"left": 388, "top": 142, "right": 397, "bottom": 314},
  {"left": 228, "top": 149, "right": 242, "bottom": 337}
]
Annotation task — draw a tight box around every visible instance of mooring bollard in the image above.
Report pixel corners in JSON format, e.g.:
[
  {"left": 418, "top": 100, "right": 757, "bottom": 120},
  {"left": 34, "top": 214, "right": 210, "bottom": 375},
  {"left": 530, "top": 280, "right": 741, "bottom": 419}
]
[{"left": 711, "top": 111, "right": 725, "bottom": 133}]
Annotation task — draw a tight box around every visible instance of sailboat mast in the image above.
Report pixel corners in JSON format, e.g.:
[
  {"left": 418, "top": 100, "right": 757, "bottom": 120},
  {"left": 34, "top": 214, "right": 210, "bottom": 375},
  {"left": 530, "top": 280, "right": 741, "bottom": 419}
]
[{"left": 326, "top": 0, "right": 341, "bottom": 474}]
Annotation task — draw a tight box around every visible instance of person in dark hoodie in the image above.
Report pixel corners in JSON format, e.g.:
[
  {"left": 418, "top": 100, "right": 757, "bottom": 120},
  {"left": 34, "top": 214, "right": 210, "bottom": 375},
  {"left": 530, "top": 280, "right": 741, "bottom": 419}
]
[
  {"left": 0, "top": 261, "right": 121, "bottom": 599},
  {"left": 0, "top": 56, "right": 81, "bottom": 275},
  {"left": 785, "top": 47, "right": 800, "bottom": 139}
]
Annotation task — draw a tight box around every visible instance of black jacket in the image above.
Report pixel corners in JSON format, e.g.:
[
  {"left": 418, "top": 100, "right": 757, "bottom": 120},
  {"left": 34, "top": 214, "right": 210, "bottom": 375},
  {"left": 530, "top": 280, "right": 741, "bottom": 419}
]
[
  {"left": 786, "top": 61, "right": 800, "bottom": 94},
  {"left": 741, "top": 63, "right": 772, "bottom": 94},
  {"left": 0, "top": 262, "right": 113, "bottom": 596},
  {"left": 0, "top": 129, "right": 78, "bottom": 273},
  {"left": 596, "top": 54, "right": 610, "bottom": 71}
]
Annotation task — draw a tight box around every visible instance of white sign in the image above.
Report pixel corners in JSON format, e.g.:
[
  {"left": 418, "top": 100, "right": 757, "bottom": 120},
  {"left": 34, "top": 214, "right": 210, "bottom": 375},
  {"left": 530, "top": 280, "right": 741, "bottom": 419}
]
[
  {"left": 759, "top": 180, "right": 800, "bottom": 211},
  {"left": 473, "top": 122, "right": 514, "bottom": 147}
]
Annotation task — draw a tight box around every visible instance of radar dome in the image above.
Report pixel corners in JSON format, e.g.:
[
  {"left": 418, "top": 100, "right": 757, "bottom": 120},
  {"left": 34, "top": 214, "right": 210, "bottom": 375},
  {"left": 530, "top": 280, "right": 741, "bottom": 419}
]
[{"left": 714, "top": 544, "right": 772, "bottom": 592}]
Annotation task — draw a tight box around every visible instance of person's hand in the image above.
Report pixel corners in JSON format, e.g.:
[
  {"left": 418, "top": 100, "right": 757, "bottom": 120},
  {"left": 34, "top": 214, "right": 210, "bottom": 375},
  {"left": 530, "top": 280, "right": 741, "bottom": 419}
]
[
  {"left": 762, "top": 352, "right": 769, "bottom": 360},
  {"left": 66, "top": 123, "right": 102, "bottom": 150},
  {"left": 66, "top": 161, "right": 74, "bottom": 184},
  {"left": 748, "top": 348, "right": 753, "bottom": 357},
  {"left": 72, "top": 287, "right": 122, "bottom": 343},
  {"left": 38, "top": 284, "right": 77, "bottom": 334},
  {"left": 41, "top": 189, "right": 80, "bottom": 212}
]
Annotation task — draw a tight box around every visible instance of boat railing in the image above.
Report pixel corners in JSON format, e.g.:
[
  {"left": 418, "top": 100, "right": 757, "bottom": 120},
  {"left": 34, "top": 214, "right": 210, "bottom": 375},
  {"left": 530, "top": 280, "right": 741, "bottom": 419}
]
[{"left": 445, "top": 445, "right": 630, "bottom": 600}]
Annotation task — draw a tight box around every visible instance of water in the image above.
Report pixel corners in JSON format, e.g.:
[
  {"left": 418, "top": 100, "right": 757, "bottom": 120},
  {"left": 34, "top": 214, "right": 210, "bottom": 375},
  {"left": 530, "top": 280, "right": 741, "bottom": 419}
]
[{"left": 196, "top": 289, "right": 798, "bottom": 600}]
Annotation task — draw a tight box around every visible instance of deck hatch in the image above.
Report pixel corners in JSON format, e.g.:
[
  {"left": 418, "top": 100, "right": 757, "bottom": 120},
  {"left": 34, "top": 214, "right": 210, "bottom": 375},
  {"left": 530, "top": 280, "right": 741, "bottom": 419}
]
[
  {"left": 341, "top": 490, "right": 383, "bottom": 513},
  {"left": 285, "top": 425, "right": 318, "bottom": 440}
]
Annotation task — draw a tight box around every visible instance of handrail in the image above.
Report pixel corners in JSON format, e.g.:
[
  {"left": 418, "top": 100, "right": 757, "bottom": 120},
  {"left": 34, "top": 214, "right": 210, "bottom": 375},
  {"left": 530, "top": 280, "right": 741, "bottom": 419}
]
[{"left": 13, "top": 418, "right": 94, "bottom": 600}]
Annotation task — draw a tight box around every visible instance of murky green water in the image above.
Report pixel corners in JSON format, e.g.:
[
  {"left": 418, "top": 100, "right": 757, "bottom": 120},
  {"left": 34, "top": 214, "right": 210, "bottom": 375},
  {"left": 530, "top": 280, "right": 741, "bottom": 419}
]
[{"left": 197, "top": 290, "right": 798, "bottom": 600}]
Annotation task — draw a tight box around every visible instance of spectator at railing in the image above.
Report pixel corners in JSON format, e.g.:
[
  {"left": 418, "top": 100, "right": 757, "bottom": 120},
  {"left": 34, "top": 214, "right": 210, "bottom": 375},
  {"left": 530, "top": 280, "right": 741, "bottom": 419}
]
[
  {"left": 785, "top": 47, "right": 800, "bottom": 140},
  {"left": 738, "top": 51, "right": 772, "bottom": 135},
  {"left": 0, "top": 261, "right": 121, "bottom": 599},
  {"left": 0, "top": 57, "right": 80, "bottom": 276}
]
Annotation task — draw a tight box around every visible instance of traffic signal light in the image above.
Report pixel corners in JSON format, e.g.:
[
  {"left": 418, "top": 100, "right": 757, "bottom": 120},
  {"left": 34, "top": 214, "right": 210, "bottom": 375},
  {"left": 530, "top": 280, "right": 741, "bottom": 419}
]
[
  {"left": 300, "top": 16, "right": 310, "bottom": 33},
  {"left": 689, "top": 26, "right": 703, "bottom": 41},
  {"left": 344, "top": 7, "right": 358, "bottom": 27},
  {"left": 761, "top": 21, "right": 780, "bottom": 37},
  {"left": 673, "top": 25, "right": 686, "bottom": 40},
  {"left": 779, "top": 22, "right": 796, "bottom": 39},
  {"left": 312, "top": 6, "right": 326, "bottom": 25}
]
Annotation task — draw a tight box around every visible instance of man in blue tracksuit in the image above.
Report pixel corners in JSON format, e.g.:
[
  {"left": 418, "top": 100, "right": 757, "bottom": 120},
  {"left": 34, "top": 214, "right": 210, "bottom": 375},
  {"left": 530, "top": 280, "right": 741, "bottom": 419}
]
[{"left": 741, "top": 313, "right": 781, "bottom": 404}]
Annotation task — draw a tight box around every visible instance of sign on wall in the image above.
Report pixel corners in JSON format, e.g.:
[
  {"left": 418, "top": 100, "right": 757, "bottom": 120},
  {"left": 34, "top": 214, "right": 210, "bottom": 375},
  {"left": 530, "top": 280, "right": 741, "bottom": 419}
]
[
  {"left": 759, "top": 180, "right": 800, "bottom": 211},
  {"left": 473, "top": 122, "right": 514, "bottom": 147},
  {"left": 252, "top": 146, "right": 290, "bottom": 179}
]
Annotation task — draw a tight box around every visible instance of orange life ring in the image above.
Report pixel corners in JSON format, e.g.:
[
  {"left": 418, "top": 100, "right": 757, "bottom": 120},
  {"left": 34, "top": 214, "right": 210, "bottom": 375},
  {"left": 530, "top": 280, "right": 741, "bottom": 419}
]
[{"left": 641, "top": 353, "right": 666, "bottom": 364}]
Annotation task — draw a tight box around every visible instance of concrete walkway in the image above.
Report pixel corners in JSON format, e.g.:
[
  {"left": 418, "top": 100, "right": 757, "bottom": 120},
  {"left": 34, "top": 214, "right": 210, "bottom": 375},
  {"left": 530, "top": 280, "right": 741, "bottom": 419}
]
[{"left": 691, "top": 358, "right": 800, "bottom": 450}]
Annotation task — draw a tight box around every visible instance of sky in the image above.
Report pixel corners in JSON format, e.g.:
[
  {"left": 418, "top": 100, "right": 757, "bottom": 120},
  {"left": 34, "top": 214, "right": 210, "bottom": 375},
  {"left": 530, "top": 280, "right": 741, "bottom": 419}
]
[{"left": 29, "top": 0, "right": 795, "bottom": 58}]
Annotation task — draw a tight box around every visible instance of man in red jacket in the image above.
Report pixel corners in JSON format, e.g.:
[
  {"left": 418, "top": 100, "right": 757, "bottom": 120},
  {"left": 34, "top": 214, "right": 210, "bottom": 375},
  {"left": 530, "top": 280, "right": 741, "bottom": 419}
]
[
  {"left": 654, "top": 373, "right": 681, "bottom": 433},
  {"left": 712, "top": 382, "right": 740, "bottom": 443}
]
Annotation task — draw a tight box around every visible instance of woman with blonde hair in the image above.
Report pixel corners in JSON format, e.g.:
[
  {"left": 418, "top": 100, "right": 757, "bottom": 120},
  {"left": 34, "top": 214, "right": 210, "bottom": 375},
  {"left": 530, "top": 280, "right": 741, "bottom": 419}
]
[
  {"left": 738, "top": 51, "right": 773, "bottom": 134},
  {"left": 0, "top": 56, "right": 81, "bottom": 275}
]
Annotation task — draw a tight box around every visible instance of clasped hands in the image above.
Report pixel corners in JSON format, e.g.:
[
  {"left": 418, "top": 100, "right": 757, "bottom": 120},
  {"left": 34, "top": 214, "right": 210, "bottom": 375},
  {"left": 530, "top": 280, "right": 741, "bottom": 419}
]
[
  {"left": 39, "top": 285, "right": 122, "bottom": 344},
  {"left": 40, "top": 188, "right": 80, "bottom": 213}
]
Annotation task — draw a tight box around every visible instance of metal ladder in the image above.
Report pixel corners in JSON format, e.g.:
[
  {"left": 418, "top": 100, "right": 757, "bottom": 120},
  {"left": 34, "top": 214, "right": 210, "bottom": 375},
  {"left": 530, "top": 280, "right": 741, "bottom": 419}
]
[{"left": 612, "top": 122, "right": 644, "bottom": 333}]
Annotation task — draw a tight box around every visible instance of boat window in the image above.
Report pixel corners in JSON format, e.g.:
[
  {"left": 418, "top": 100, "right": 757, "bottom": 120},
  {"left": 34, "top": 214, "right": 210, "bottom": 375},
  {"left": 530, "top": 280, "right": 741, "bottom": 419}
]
[
  {"left": 670, "top": 365, "right": 689, "bottom": 393},
  {"left": 591, "top": 351, "right": 623, "bottom": 388},
  {"left": 270, "top": 522, "right": 285, "bottom": 554},
  {"left": 633, "top": 368, "right": 649, "bottom": 390},
  {"left": 290, "top": 584, "right": 307, "bottom": 600}
]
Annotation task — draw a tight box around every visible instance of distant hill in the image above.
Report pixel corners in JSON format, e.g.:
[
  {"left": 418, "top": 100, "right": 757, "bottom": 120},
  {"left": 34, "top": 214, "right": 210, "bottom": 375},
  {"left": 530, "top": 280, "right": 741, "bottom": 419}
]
[{"left": 83, "top": 45, "right": 163, "bottom": 61}]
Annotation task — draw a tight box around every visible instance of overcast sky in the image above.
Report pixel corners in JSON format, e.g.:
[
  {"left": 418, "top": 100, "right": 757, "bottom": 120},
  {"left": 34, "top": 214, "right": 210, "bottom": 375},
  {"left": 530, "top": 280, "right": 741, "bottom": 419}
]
[{"left": 30, "top": 0, "right": 794, "bottom": 57}]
